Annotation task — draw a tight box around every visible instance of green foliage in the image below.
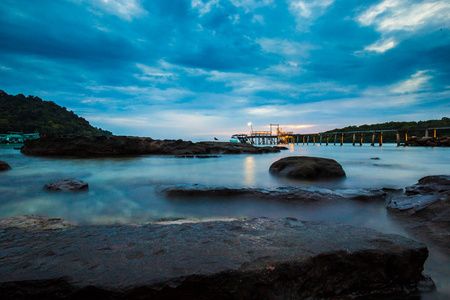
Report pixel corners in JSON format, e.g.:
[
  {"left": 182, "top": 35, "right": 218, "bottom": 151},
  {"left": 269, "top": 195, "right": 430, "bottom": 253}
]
[
  {"left": 324, "top": 118, "right": 450, "bottom": 143},
  {"left": 0, "top": 90, "right": 112, "bottom": 136}
]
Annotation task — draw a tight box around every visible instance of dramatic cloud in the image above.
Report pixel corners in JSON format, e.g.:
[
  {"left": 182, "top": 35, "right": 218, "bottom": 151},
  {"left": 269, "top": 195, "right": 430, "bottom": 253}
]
[
  {"left": 0, "top": 0, "right": 448, "bottom": 140},
  {"left": 358, "top": 0, "right": 450, "bottom": 53}
]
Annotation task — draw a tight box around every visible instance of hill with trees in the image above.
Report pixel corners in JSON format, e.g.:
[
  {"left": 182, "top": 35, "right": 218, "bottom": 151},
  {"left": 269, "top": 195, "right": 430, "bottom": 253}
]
[
  {"left": 0, "top": 90, "right": 112, "bottom": 136},
  {"left": 324, "top": 118, "right": 450, "bottom": 143}
]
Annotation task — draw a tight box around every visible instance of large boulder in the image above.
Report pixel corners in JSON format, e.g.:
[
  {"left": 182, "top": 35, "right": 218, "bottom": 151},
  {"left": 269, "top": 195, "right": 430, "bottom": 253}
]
[
  {"left": 0, "top": 161, "right": 11, "bottom": 171},
  {"left": 269, "top": 156, "right": 346, "bottom": 180},
  {"left": 0, "top": 217, "right": 431, "bottom": 299},
  {"left": 44, "top": 178, "right": 88, "bottom": 191}
]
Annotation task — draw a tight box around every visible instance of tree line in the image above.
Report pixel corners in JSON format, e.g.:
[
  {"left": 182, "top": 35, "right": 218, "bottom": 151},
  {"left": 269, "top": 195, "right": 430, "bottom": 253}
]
[
  {"left": 0, "top": 90, "right": 112, "bottom": 136},
  {"left": 323, "top": 118, "right": 450, "bottom": 143}
]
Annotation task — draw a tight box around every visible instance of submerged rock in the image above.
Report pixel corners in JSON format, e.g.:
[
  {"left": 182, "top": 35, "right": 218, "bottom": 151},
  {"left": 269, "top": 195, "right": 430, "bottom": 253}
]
[
  {"left": 44, "top": 178, "right": 88, "bottom": 191},
  {"left": 21, "top": 135, "right": 281, "bottom": 157},
  {"left": 0, "top": 160, "right": 11, "bottom": 171},
  {"left": 159, "top": 184, "right": 389, "bottom": 203},
  {"left": 0, "top": 217, "right": 430, "bottom": 299},
  {"left": 387, "top": 175, "right": 450, "bottom": 251},
  {"left": 269, "top": 156, "right": 346, "bottom": 180}
]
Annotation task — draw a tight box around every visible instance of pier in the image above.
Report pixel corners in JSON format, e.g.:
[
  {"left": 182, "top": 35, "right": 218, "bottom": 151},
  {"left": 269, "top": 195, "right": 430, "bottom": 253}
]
[{"left": 249, "top": 126, "right": 450, "bottom": 147}]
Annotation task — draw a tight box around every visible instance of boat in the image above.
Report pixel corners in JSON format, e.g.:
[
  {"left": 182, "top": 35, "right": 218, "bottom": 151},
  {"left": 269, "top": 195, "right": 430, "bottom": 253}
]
[
  {"left": 230, "top": 134, "right": 251, "bottom": 144},
  {"left": 0, "top": 132, "right": 39, "bottom": 144}
]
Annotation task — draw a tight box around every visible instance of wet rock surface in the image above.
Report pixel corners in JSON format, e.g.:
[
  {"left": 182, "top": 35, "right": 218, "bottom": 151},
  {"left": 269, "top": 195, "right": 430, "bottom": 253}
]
[
  {"left": 0, "top": 160, "right": 11, "bottom": 171},
  {"left": 21, "top": 135, "right": 281, "bottom": 157},
  {"left": 269, "top": 156, "right": 346, "bottom": 180},
  {"left": 387, "top": 175, "right": 450, "bottom": 252},
  {"left": 0, "top": 215, "right": 72, "bottom": 230},
  {"left": 159, "top": 184, "right": 391, "bottom": 203},
  {"left": 44, "top": 178, "right": 89, "bottom": 191},
  {"left": 0, "top": 217, "right": 430, "bottom": 299}
]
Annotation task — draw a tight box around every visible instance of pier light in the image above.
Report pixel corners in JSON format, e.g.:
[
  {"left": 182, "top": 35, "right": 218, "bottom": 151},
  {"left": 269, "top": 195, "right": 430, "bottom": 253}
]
[{"left": 248, "top": 122, "right": 253, "bottom": 133}]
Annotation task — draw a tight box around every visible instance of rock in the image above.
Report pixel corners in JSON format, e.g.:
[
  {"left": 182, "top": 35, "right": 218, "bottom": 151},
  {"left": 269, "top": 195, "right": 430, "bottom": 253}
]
[
  {"left": 0, "top": 161, "right": 11, "bottom": 171},
  {"left": 387, "top": 175, "right": 450, "bottom": 252},
  {"left": 0, "top": 218, "right": 431, "bottom": 299},
  {"left": 269, "top": 156, "right": 346, "bottom": 180},
  {"left": 44, "top": 178, "right": 88, "bottom": 191},
  {"left": 405, "top": 136, "right": 450, "bottom": 147},
  {"left": 21, "top": 136, "right": 281, "bottom": 157},
  {"left": 0, "top": 215, "right": 72, "bottom": 230},
  {"left": 159, "top": 184, "right": 389, "bottom": 203}
]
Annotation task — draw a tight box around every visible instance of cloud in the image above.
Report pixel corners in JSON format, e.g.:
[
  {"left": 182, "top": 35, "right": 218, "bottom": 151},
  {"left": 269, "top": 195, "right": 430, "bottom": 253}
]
[
  {"left": 256, "top": 38, "right": 316, "bottom": 57},
  {"left": 228, "top": 0, "right": 274, "bottom": 12},
  {"left": 390, "top": 70, "right": 433, "bottom": 94},
  {"left": 358, "top": 0, "right": 449, "bottom": 32},
  {"left": 72, "top": 0, "right": 147, "bottom": 20},
  {"left": 288, "top": 0, "right": 334, "bottom": 29},
  {"left": 357, "top": 0, "right": 450, "bottom": 53},
  {"left": 363, "top": 38, "right": 397, "bottom": 53},
  {"left": 191, "top": 0, "right": 220, "bottom": 16}
]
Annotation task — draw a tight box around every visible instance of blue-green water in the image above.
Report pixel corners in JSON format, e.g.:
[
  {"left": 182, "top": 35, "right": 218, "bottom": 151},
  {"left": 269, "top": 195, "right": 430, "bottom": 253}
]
[{"left": 0, "top": 143, "right": 449, "bottom": 296}]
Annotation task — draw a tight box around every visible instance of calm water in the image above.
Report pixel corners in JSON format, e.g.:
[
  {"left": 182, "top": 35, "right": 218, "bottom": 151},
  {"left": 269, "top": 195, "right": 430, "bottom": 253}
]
[{"left": 0, "top": 143, "right": 449, "bottom": 296}]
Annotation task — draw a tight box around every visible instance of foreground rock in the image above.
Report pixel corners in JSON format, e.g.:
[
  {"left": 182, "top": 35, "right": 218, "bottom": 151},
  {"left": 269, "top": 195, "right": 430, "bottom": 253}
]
[
  {"left": 159, "top": 184, "right": 392, "bottom": 203},
  {"left": 0, "top": 160, "right": 11, "bottom": 171},
  {"left": 387, "top": 175, "right": 450, "bottom": 252},
  {"left": 0, "top": 215, "right": 71, "bottom": 230},
  {"left": 21, "top": 135, "right": 281, "bottom": 157},
  {"left": 269, "top": 156, "right": 346, "bottom": 180},
  {"left": 44, "top": 178, "right": 89, "bottom": 191},
  {"left": 0, "top": 217, "right": 431, "bottom": 299}
]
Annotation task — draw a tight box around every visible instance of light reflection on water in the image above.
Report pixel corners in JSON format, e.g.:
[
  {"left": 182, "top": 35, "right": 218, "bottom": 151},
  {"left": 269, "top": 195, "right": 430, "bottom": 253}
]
[{"left": 0, "top": 143, "right": 449, "bottom": 295}]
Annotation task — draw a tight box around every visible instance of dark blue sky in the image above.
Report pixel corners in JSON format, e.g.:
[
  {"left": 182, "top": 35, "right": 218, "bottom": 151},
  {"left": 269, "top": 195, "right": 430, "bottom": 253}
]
[{"left": 1, "top": 0, "right": 449, "bottom": 139}]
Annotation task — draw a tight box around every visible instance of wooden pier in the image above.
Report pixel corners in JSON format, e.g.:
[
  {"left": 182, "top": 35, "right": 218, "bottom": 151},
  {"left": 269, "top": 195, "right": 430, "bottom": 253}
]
[{"left": 248, "top": 126, "right": 450, "bottom": 147}]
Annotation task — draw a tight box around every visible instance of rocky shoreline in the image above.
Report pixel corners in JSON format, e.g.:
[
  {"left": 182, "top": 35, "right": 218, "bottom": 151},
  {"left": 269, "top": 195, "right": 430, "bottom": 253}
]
[
  {"left": 0, "top": 217, "right": 432, "bottom": 299},
  {"left": 20, "top": 135, "right": 283, "bottom": 157},
  {"left": 405, "top": 136, "right": 450, "bottom": 147}
]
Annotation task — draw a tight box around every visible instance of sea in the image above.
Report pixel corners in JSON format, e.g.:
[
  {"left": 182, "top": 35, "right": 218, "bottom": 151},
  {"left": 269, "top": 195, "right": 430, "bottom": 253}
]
[{"left": 0, "top": 143, "right": 449, "bottom": 297}]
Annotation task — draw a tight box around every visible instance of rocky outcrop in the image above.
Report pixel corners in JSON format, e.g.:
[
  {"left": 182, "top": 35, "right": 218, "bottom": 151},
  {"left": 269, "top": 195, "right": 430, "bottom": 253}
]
[
  {"left": 269, "top": 156, "right": 346, "bottom": 180},
  {"left": 21, "top": 135, "right": 282, "bottom": 157},
  {"left": 44, "top": 178, "right": 89, "bottom": 191},
  {"left": 0, "top": 160, "right": 11, "bottom": 171},
  {"left": 387, "top": 175, "right": 450, "bottom": 251},
  {"left": 159, "top": 184, "right": 391, "bottom": 203},
  {"left": 0, "top": 217, "right": 431, "bottom": 299},
  {"left": 405, "top": 136, "right": 450, "bottom": 147}
]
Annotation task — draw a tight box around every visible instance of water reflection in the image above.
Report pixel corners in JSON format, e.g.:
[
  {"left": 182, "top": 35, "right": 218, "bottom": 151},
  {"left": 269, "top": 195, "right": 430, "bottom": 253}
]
[
  {"left": 244, "top": 156, "right": 255, "bottom": 186},
  {"left": 0, "top": 144, "right": 449, "bottom": 297}
]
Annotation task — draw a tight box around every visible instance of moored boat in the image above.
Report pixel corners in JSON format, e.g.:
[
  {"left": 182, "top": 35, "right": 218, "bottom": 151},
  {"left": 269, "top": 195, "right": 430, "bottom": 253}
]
[{"left": 230, "top": 134, "right": 251, "bottom": 144}]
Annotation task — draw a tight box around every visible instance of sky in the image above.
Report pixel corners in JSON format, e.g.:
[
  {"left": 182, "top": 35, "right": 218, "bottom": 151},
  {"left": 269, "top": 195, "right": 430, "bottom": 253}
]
[{"left": 0, "top": 0, "right": 449, "bottom": 140}]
